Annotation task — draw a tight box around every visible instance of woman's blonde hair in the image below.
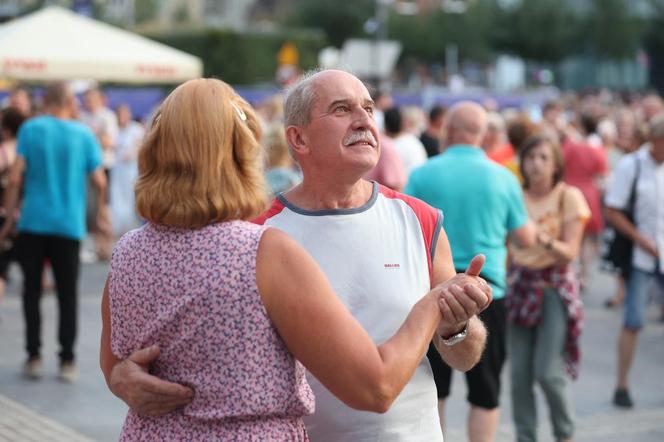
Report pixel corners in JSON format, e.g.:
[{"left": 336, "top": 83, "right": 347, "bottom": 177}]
[{"left": 135, "top": 78, "right": 267, "bottom": 228}]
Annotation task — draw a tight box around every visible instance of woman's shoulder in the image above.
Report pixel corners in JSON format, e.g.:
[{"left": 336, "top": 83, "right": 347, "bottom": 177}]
[
  {"left": 208, "top": 219, "right": 266, "bottom": 234},
  {"left": 560, "top": 183, "right": 585, "bottom": 201},
  {"left": 559, "top": 183, "right": 590, "bottom": 218},
  {"left": 203, "top": 220, "right": 269, "bottom": 248},
  {"left": 112, "top": 224, "right": 149, "bottom": 256}
]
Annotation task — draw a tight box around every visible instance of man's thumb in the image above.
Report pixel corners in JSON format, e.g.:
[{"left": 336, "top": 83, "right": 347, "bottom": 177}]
[
  {"left": 465, "top": 254, "right": 485, "bottom": 277},
  {"left": 128, "top": 345, "right": 160, "bottom": 365}
]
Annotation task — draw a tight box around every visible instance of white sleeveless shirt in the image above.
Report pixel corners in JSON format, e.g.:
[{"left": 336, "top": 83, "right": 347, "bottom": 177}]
[{"left": 255, "top": 182, "right": 444, "bottom": 442}]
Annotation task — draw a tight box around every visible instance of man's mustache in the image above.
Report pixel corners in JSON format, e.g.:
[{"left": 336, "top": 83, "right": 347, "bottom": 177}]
[{"left": 343, "top": 130, "right": 378, "bottom": 147}]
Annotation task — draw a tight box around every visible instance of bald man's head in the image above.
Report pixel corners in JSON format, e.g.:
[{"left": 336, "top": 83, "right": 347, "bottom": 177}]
[{"left": 444, "top": 101, "right": 487, "bottom": 147}]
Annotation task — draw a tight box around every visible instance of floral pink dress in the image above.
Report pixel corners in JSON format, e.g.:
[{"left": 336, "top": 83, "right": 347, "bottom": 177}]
[{"left": 109, "top": 221, "right": 314, "bottom": 441}]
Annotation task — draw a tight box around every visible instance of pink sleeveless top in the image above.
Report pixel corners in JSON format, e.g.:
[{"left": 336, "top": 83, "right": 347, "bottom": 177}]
[{"left": 109, "top": 220, "right": 314, "bottom": 441}]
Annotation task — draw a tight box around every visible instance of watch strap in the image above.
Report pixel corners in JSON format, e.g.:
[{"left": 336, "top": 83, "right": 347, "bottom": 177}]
[{"left": 440, "top": 321, "right": 469, "bottom": 346}]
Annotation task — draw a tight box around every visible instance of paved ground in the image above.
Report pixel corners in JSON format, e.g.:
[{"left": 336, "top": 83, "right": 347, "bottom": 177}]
[
  {"left": 0, "top": 394, "right": 92, "bottom": 442},
  {"left": 0, "top": 260, "right": 663, "bottom": 441}
]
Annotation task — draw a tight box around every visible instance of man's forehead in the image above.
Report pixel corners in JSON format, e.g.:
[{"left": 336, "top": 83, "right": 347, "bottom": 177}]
[
  {"left": 314, "top": 72, "right": 370, "bottom": 98},
  {"left": 314, "top": 91, "right": 372, "bottom": 113}
]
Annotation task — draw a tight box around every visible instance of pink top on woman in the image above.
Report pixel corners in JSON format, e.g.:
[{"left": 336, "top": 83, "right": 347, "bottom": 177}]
[
  {"left": 562, "top": 139, "right": 608, "bottom": 234},
  {"left": 109, "top": 221, "right": 314, "bottom": 441}
]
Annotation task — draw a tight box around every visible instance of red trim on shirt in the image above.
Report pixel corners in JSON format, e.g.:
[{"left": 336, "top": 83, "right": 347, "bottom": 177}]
[
  {"left": 252, "top": 198, "right": 286, "bottom": 225},
  {"left": 378, "top": 184, "right": 440, "bottom": 280}
]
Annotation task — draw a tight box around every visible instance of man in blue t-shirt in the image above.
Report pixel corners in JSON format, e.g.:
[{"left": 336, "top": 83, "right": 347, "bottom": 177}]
[
  {"left": 406, "top": 101, "right": 536, "bottom": 442},
  {"left": 0, "top": 82, "right": 106, "bottom": 382}
]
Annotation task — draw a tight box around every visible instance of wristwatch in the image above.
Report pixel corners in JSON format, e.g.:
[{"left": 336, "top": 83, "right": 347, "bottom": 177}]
[{"left": 440, "top": 322, "right": 469, "bottom": 346}]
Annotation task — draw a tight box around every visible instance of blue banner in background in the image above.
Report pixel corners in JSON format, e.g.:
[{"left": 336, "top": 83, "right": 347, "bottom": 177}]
[
  {"left": 72, "top": 0, "right": 94, "bottom": 17},
  {"left": 1, "top": 86, "right": 546, "bottom": 122},
  {"left": 0, "top": 88, "right": 165, "bottom": 122},
  {"left": 104, "top": 88, "right": 164, "bottom": 121}
]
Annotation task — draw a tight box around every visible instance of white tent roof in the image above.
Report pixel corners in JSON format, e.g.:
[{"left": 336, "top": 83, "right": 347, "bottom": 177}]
[{"left": 0, "top": 6, "right": 202, "bottom": 84}]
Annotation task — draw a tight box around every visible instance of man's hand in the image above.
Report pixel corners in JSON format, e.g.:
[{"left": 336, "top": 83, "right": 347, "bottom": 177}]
[
  {"left": 636, "top": 234, "right": 659, "bottom": 258},
  {"left": 109, "top": 345, "right": 194, "bottom": 416},
  {"left": 435, "top": 254, "right": 492, "bottom": 338}
]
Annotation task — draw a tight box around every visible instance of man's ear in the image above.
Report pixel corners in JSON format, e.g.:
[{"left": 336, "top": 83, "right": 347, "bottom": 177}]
[{"left": 285, "top": 125, "right": 310, "bottom": 156}]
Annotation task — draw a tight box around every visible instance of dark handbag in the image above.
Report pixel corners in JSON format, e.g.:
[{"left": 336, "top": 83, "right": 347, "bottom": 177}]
[{"left": 601, "top": 156, "right": 640, "bottom": 277}]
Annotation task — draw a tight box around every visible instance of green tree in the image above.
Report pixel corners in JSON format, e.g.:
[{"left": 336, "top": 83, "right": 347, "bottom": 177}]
[
  {"left": 644, "top": 0, "right": 664, "bottom": 92},
  {"left": 134, "top": 0, "right": 159, "bottom": 26},
  {"left": 491, "top": 0, "right": 579, "bottom": 62},
  {"left": 386, "top": 0, "right": 495, "bottom": 64},
  {"left": 173, "top": 4, "right": 190, "bottom": 24},
  {"left": 387, "top": 13, "right": 444, "bottom": 62},
  {"left": 282, "top": 0, "right": 374, "bottom": 48},
  {"left": 146, "top": 28, "right": 326, "bottom": 84},
  {"left": 645, "top": 0, "right": 664, "bottom": 52},
  {"left": 582, "top": 0, "right": 643, "bottom": 59}
]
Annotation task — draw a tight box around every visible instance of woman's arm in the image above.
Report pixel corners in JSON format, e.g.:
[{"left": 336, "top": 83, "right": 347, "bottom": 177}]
[
  {"left": 509, "top": 220, "right": 538, "bottom": 249},
  {"left": 0, "top": 142, "right": 16, "bottom": 173},
  {"left": 536, "top": 220, "right": 583, "bottom": 264},
  {"left": 100, "top": 280, "right": 119, "bottom": 384},
  {"left": 537, "top": 208, "right": 587, "bottom": 265},
  {"left": 256, "top": 228, "right": 444, "bottom": 413},
  {"left": 543, "top": 187, "right": 590, "bottom": 264}
]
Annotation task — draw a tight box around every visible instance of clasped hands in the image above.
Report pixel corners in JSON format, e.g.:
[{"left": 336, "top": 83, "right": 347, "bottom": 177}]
[{"left": 431, "top": 254, "right": 492, "bottom": 339}]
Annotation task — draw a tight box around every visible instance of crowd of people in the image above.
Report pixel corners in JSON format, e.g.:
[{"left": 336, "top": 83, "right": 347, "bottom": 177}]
[
  {"left": 0, "top": 84, "right": 144, "bottom": 381},
  {"left": 1, "top": 72, "right": 663, "bottom": 441},
  {"left": 372, "top": 87, "right": 663, "bottom": 440}
]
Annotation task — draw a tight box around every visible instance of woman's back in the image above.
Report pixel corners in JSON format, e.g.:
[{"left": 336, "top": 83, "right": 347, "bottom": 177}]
[
  {"left": 109, "top": 220, "right": 314, "bottom": 440},
  {"left": 562, "top": 139, "right": 607, "bottom": 234}
]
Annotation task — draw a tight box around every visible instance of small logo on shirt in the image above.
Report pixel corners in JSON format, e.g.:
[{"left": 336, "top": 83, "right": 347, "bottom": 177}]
[{"left": 384, "top": 263, "right": 401, "bottom": 269}]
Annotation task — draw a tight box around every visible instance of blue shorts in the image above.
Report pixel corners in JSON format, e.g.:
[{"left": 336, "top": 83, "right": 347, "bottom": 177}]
[{"left": 624, "top": 267, "right": 664, "bottom": 329}]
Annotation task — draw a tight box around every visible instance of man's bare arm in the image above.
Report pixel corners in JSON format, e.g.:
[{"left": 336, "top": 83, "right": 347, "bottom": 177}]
[
  {"left": 430, "top": 228, "right": 490, "bottom": 372},
  {"left": 606, "top": 207, "right": 658, "bottom": 257}
]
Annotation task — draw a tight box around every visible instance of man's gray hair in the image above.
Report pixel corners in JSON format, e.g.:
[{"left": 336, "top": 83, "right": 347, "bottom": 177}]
[
  {"left": 650, "top": 112, "right": 664, "bottom": 139},
  {"left": 283, "top": 69, "right": 323, "bottom": 128}
]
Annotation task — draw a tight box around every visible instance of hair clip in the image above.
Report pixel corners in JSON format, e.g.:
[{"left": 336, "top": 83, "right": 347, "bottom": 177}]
[{"left": 231, "top": 102, "right": 247, "bottom": 121}]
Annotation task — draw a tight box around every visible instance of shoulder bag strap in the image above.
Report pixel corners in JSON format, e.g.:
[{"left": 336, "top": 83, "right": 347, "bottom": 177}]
[{"left": 626, "top": 155, "right": 640, "bottom": 216}]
